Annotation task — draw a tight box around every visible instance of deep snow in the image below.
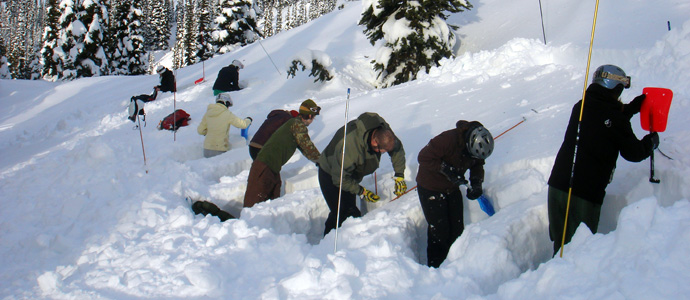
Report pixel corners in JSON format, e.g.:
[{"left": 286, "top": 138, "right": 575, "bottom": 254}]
[{"left": 1, "top": 0, "right": 690, "bottom": 299}]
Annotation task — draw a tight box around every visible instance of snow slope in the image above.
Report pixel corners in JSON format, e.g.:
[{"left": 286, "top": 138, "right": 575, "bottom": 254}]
[{"left": 1, "top": 0, "right": 690, "bottom": 299}]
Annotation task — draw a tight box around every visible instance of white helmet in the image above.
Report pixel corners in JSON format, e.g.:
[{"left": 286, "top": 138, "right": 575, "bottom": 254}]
[
  {"left": 156, "top": 65, "right": 166, "bottom": 74},
  {"left": 232, "top": 59, "right": 244, "bottom": 69},
  {"left": 216, "top": 93, "right": 233, "bottom": 107}
]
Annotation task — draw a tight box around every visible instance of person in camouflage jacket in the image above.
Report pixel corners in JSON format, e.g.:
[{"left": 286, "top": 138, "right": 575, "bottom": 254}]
[
  {"left": 243, "top": 99, "right": 321, "bottom": 208},
  {"left": 318, "top": 112, "right": 407, "bottom": 236}
]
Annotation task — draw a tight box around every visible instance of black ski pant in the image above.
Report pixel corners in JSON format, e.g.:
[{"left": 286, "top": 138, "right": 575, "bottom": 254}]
[
  {"left": 417, "top": 186, "right": 465, "bottom": 268},
  {"left": 319, "top": 168, "right": 361, "bottom": 236},
  {"left": 548, "top": 186, "right": 601, "bottom": 256},
  {"left": 418, "top": 185, "right": 464, "bottom": 268}
]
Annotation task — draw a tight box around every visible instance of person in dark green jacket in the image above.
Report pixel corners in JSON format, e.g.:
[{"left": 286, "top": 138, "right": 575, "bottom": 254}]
[
  {"left": 318, "top": 112, "right": 407, "bottom": 236},
  {"left": 243, "top": 99, "right": 321, "bottom": 208}
]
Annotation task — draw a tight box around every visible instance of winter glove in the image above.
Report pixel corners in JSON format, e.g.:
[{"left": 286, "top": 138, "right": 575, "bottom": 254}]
[
  {"left": 440, "top": 162, "right": 468, "bottom": 186},
  {"left": 466, "top": 184, "right": 483, "bottom": 200},
  {"left": 642, "top": 132, "right": 659, "bottom": 154},
  {"left": 393, "top": 176, "right": 407, "bottom": 196},
  {"left": 624, "top": 94, "right": 645, "bottom": 117},
  {"left": 360, "top": 186, "right": 380, "bottom": 203}
]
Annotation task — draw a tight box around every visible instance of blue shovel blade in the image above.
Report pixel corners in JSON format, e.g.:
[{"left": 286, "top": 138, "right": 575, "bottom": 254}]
[
  {"left": 241, "top": 124, "right": 251, "bottom": 141},
  {"left": 477, "top": 195, "right": 495, "bottom": 216}
]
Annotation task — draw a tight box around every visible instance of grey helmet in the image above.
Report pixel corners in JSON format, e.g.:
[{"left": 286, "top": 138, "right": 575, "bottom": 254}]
[
  {"left": 216, "top": 93, "right": 233, "bottom": 107},
  {"left": 466, "top": 125, "right": 494, "bottom": 159},
  {"left": 592, "top": 64, "right": 630, "bottom": 89}
]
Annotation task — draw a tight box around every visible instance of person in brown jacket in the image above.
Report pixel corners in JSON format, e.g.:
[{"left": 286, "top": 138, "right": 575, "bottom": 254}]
[{"left": 415, "top": 120, "right": 494, "bottom": 268}]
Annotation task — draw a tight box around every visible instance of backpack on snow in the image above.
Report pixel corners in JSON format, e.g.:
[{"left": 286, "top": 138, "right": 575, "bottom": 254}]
[
  {"left": 158, "top": 109, "right": 191, "bottom": 131},
  {"left": 128, "top": 97, "right": 146, "bottom": 123}
]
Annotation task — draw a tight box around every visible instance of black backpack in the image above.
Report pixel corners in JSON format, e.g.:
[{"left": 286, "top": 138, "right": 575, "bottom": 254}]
[{"left": 191, "top": 201, "right": 235, "bottom": 221}]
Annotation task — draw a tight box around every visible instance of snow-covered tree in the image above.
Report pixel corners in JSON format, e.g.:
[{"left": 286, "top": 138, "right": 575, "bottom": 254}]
[
  {"left": 359, "top": 0, "right": 472, "bottom": 87},
  {"left": 0, "top": 39, "right": 10, "bottom": 79},
  {"left": 181, "top": 0, "right": 199, "bottom": 66},
  {"left": 147, "top": 0, "right": 172, "bottom": 50},
  {"left": 57, "top": 0, "right": 85, "bottom": 80},
  {"left": 211, "top": 0, "right": 260, "bottom": 54},
  {"left": 41, "top": 0, "right": 63, "bottom": 80},
  {"left": 196, "top": 0, "right": 214, "bottom": 61},
  {"left": 109, "top": 0, "right": 147, "bottom": 75},
  {"left": 287, "top": 49, "right": 334, "bottom": 83},
  {"left": 77, "top": 0, "right": 108, "bottom": 77}
]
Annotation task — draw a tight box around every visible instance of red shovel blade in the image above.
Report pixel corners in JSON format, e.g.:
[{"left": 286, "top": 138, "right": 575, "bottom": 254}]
[
  {"left": 194, "top": 77, "right": 204, "bottom": 84},
  {"left": 641, "top": 87, "right": 673, "bottom": 132}
]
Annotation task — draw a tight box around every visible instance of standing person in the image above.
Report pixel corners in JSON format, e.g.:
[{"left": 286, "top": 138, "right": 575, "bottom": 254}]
[
  {"left": 197, "top": 93, "right": 252, "bottom": 158},
  {"left": 416, "top": 121, "right": 494, "bottom": 268},
  {"left": 243, "top": 99, "right": 321, "bottom": 208},
  {"left": 548, "top": 64, "right": 659, "bottom": 256},
  {"left": 318, "top": 112, "right": 407, "bottom": 236},
  {"left": 156, "top": 65, "right": 176, "bottom": 93},
  {"left": 213, "top": 59, "right": 244, "bottom": 95},
  {"left": 248, "top": 108, "right": 300, "bottom": 160}
]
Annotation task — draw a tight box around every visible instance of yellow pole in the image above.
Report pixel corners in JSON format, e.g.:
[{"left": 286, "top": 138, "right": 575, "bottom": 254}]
[{"left": 560, "top": 0, "right": 600, "bottom": 258}]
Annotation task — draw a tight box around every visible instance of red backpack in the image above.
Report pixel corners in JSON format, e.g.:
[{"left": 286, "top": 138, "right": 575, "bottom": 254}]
[{"left": 158, "top": 109, "right": 191, "bottom": 131}]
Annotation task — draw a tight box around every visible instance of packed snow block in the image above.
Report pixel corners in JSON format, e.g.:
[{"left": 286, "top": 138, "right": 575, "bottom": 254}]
[{"left": 284, "top": 169, "right": 319, "bottom": 194}]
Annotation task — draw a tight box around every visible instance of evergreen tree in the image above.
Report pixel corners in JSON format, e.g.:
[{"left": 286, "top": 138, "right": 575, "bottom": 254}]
[
  {"left": 196, "top": 0, "right": 214, "bottom": 61},
  {"left": 41, "top": 0, "right": 63, "bottom": 80},
  {"left": 148, "top": 0, "right": 172, "bottom": 50},
  {"left": 182, "top": 0, "right": 199, "bottom": 66},
  {"left": 0, "top": 38, "right": 10, "bottom": 79},
  {"left": 126, "top": 0, "right": 147, "bottom": 75},
  {"left": 3, "top": 0, "right": 40, "bottom": 79},
  {"left": 108, "top": 0, "right": 147, "bottom": 75},
  {"left": 77, "top": 0, "right": 108, "bottom": 77},
  {"left": 359, "top": 0, "right": 471, "bottom": 87},
  {"left": 57, "top": 0, "right": 85, "bottom": 80},
  {"left": 211, "top": 0, "right": 260, "bottom": 54}
]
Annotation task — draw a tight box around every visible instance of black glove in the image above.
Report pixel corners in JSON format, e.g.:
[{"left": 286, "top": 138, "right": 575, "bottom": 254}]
[
  {"left": 466, "top": 184, "right": 482, "bottom": 200},
  {"left": 642, "top": 132, "right": 659, "bottom": 153},
  {"left": 440, "top": 162, "right": 468, "bottom": 186},
  {"left": 624, "top": 94, "right": 645, "bottom": 117}
]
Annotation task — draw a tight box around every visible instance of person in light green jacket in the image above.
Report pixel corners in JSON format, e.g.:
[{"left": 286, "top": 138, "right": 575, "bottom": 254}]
[
  {"left": 197, "top": 93, "right": 252, "bottom": 158},
  {"left": 318, "top": 112, "right": 407, "bottom": 236}
]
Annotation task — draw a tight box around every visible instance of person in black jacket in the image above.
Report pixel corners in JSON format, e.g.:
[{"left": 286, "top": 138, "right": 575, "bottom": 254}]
[
  {"left": 213, "top": 59, "right": 244, "bottom": 95},
  {"left": 416, "top": 121, "right": 494, "bottom": 268},
  {"left": 548, "top": 64, "right": 659, "bottom": 256},
  {"left": 156, "top": 65, "right": 176, "bottom": 93}
]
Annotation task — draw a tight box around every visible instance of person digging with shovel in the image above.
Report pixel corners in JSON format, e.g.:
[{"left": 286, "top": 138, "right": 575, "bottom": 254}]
[{"left": 547, "top": 64, "right": 659, "bottom": 256}]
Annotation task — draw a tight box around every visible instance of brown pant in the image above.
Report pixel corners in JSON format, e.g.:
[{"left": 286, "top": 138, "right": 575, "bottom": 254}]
[{"left": 244, "top": 160, "right": 281, "bottom": 208}]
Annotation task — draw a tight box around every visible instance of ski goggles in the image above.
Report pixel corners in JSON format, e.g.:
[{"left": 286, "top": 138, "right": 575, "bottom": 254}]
[
  {"left": 300, "top": 105, "right": 321, "bottom": 115},
  {"left": 600, "top": 71, "right": 631, "bottom": 89}
]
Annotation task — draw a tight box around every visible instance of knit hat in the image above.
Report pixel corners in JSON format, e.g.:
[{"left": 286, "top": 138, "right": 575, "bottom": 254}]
[{"left": 299, "top": 99, "right": 320, "bottom": 115}]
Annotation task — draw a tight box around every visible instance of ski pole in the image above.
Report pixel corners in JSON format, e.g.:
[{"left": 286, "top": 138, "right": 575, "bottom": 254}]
[
  {"left": 560, "top": 0, "right": 600, "bottom": 258},
  {"left": 137, "top": 114, "right": 149, "bottom": 174},
  {"left": 538, "top": 0, "right": 546, "bottom": 44},
  {"left": 334, "top": 88, "right": 351, "bottom": 253}
]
